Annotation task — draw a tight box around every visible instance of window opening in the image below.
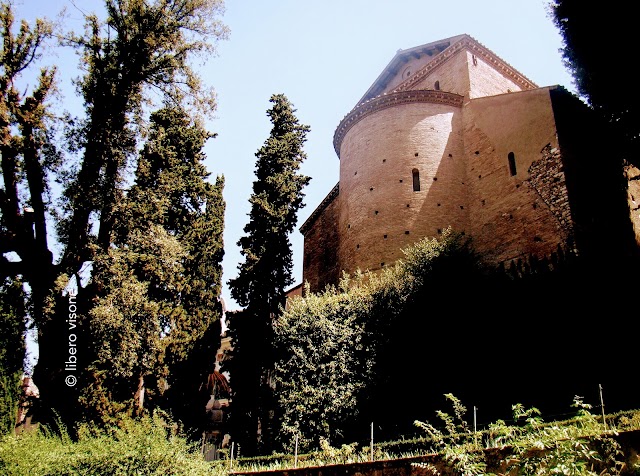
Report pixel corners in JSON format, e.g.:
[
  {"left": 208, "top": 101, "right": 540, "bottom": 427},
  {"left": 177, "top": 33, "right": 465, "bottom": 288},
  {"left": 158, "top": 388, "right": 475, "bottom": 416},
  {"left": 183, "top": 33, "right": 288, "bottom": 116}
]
[{"left": 508, "top": 152, "right": 517, "bottom": 176}]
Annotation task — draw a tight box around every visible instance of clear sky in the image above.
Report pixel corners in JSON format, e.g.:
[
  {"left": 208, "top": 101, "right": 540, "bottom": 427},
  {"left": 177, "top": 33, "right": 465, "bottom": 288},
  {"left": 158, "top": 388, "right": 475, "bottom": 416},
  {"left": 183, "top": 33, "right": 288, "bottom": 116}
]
[{"left": 13, "top": 0, "right": 577, "bottom": 314}]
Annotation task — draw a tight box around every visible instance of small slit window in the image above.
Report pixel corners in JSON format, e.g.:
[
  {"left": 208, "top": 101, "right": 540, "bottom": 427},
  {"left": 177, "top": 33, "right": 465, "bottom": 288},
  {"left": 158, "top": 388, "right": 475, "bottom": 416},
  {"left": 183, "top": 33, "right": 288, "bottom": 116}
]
[
  {"left": 434, "top": 80, "right": 440, "bottom": 90},
  {"left": 412, "top": 168, "right": 420, "bottom": 192},
  {"left": 508, "top": 152, "right": 517, "bottom": 176}
]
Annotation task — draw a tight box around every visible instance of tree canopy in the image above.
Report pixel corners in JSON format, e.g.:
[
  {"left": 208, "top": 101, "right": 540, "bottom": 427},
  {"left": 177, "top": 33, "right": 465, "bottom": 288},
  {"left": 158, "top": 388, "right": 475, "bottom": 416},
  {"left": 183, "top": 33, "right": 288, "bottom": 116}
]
[
  {"left": 1, "top": 0, "right": 228, "bottom": 436},
  {"left": 549, "top": 0, "right": 640, "bottom": 165}
]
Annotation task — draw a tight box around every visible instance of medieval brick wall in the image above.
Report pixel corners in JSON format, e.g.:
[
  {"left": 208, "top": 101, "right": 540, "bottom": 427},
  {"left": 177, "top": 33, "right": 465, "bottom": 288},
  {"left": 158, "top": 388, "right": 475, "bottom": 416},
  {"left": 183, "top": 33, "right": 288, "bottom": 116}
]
[
  {"left": 410, "top": 50, "right": 471, "bottom": 98},
  {"left": 300, "top": 35, "right": 640, "bottom": 294},
  {"left": 301, "top": 184, "right": 341, "bottom": 292},
  {"left": 463, "top": 86, "right": 573, "bottom": 265},
  {"left": 336, "top": 98, "right": 465, "bottom": 277}
]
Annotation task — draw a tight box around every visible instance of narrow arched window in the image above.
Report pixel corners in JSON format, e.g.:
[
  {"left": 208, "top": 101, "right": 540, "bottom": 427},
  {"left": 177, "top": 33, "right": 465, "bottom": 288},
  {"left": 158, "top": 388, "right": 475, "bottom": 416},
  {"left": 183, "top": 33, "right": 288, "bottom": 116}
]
[
  {"left": 434, "top": 80, "right": 440, "bottom": 90},
  {"left": 412, "top": 169, "right": 420, "bottom": 191},
  {"left": 508, "top": 152, "right": 517, "bottom": 176}
]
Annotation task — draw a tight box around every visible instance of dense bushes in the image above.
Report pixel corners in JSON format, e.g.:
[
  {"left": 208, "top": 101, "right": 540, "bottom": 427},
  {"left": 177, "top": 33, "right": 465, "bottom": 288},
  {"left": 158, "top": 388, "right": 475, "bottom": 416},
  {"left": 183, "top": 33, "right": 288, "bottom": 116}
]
[
  {"left": 0, "top": 412, "right": 226, "bottom": 475},
  {"left": 271, "top": 227, "right": 634, "bottom": 454},
  {"left": 272, "top": 228, "right": 486, "bottom": 452}
]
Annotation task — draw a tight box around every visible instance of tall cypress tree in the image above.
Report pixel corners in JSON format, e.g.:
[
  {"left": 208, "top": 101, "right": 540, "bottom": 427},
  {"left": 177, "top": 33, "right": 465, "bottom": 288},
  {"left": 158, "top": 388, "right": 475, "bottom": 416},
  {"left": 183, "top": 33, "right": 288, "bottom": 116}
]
[
  {"left": 226, "top": 93, "right": 310, "bottom": 455},
  {"left": 80, "top": 106, "right": 225, "bottom": 430}
]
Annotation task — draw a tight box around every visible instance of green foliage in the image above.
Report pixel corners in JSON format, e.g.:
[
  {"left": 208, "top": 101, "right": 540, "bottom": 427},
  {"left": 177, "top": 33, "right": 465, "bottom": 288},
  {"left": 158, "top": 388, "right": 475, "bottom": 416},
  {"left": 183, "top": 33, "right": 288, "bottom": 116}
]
[
  {"left": 0, "top": 373, "right": 20, "bottom": 436},
  {"left": 0, "top": 411, "right": 227, "bottom": 475},
  {"left": 413, "top": 394, "right": 487, "bottom": 475},
  {"left": 80, "top": 105, "right": 226, "bottom": 428},
  {"left": 272, "top": 229, "right": 478, "bottom": 452},
  {"left": 0, "top": 0, "right": 229, "bottom": 433},
  {"left": 225, "top": 93, "right": 310, "bottom": 455},
  {"left": 413, "top": 395, "right": 628, "bottom": 476},
  {"left": 229, "top": 93, "right": 311, "bottom": 314},
  {"left": 58, "top": 0, "right": 229, "bottom": 266},
  {"left": 0, "top": 278, "right": 26, "bottom": 379},
  {"left": 272, "top": 285, "right": 371, "bottom": 452},
  {"left": 0, "top": 2, "right": 56, "bottom": 392},
  {"left": 226, "top": 400, "right": 640, "bottom": 474},
  {"left": 548, "top": 1, "right": 640, "bottom": 166},
  {"left": 0, "top": 278, "right": 27, "bottom": 435}
]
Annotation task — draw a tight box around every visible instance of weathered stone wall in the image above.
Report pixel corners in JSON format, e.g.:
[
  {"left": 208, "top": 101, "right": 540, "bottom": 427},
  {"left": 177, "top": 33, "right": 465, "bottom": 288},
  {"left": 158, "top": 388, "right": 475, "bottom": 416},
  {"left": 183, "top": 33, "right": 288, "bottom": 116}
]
[{"left": 549, "top": 86, "right": 640, "bottom": 262}]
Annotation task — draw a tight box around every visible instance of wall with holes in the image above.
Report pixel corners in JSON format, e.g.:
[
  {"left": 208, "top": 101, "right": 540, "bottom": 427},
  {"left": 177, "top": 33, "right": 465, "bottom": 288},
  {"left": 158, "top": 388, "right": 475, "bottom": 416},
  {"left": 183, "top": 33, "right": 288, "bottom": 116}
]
[
  {"left": 462, "top": 86, "right": 572, "bottom": 264},
  {"left": 336, "top": 100, "right": 465, "bottom": 277}
]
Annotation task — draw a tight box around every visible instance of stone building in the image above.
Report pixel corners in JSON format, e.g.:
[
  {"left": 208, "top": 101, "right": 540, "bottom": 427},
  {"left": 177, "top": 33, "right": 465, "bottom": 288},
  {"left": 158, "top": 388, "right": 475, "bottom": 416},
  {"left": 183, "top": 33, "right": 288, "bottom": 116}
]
[{"left": 299, "top": 34, "right": 640, "bottom": 293}]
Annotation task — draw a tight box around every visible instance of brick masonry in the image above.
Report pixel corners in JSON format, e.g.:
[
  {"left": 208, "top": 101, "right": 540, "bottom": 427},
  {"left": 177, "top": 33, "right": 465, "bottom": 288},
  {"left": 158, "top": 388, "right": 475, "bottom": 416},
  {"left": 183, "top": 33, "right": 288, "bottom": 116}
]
[{"left": 300, "top": 34, "right": 640, "bottom": 293}]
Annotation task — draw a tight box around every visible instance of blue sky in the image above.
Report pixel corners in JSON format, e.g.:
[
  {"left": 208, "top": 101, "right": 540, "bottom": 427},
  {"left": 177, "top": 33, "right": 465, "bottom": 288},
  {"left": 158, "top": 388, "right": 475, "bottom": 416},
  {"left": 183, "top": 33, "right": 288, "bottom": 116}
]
[{"left": 13, "top": 0, "right": 576, "bottom": 313}]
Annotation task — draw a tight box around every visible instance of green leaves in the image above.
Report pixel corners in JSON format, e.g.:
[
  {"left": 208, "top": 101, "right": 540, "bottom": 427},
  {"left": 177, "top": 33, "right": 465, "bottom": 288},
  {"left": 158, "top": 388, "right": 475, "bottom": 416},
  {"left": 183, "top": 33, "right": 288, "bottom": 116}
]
[
  {"left": 229, "top": 94, "right": 310, "bottom": 314},
  {"left": 81, "top": 105, "right": 225, "bottom": 425},
  {"left": 2, "top": 0, "right": 228, "bottom": 435},
  {"left": 225, "top": 93, "right": 310, "bottom": 454},
  {"left": 270, "top": 231, "right": 476, "bottom": 453}
]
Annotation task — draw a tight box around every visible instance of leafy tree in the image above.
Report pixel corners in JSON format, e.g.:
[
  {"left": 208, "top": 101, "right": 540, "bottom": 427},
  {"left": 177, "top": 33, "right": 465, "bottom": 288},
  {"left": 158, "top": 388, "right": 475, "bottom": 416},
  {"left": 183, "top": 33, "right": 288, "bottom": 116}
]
[
  {"left": 271, "top": 284, "right": 371, "bottom": 453},
  {"left": 0, "top": 278, "right": 26, "bottom": 434},
  {"left": 548, "top": 0, "right": 640, "bottom": 166},
  {"left": 79, "top": 106, "right": 226, "bottom": 430},
  {"left": 226, "top": 93, "right": 311, "bottom": 455},
  {"left": 1, "top": 0, "right": 228, "bottom": 432},
  {"left": 0, "top": 2, "right": 56, "bottom": 434},
  {"left": 270, "top": 230, "right": 477, "bottom": 452}
]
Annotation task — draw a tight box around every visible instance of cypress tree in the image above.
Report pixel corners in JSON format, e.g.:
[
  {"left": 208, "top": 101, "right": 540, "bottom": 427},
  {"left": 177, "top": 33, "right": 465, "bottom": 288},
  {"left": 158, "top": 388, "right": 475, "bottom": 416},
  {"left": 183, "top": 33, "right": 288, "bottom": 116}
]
[
  {"left": 80, "top": 106, "right": 225, "bottom": 430},
  {"left": 226, "top": 93, "right": 310, "bottom": 455}
]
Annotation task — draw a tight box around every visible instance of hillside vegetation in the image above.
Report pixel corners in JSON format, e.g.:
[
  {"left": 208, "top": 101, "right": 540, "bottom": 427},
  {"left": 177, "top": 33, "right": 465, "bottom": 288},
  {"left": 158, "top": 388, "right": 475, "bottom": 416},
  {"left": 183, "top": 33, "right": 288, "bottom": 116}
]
[{"left": 2, "top": 396, "right": 640, "bottom": 475}]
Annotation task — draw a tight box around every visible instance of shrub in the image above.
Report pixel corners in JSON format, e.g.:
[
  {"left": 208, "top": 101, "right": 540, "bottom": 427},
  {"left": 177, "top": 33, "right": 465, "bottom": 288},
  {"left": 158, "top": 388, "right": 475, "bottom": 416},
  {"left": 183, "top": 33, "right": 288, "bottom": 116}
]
[{"left": 0, "top": 411, "right": 226, "bottom": 475}]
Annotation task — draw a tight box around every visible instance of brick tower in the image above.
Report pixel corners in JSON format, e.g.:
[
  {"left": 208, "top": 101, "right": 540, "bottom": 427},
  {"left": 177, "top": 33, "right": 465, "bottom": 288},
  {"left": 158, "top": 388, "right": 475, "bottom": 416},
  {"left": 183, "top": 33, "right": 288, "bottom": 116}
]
[{"left": 299, "top": 34, "right": 640, "bottom": 293}]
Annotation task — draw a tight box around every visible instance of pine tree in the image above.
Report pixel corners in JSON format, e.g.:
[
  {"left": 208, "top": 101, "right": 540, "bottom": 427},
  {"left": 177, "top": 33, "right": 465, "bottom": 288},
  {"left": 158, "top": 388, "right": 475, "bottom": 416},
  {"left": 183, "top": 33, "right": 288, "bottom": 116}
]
[{"left": 226, "top": 93, "right": 310, "bottom": 455}]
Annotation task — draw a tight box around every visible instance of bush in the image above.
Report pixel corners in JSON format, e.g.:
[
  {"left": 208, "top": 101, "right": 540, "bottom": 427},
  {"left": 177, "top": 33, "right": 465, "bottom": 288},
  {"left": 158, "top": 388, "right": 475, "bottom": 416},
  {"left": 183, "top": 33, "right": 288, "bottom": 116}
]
[
  {"left": 0, "top": 373, "right": 20, "bottom": 436},
  {"left": 0, "top": 411, "right": 226, "bottom": 475}
]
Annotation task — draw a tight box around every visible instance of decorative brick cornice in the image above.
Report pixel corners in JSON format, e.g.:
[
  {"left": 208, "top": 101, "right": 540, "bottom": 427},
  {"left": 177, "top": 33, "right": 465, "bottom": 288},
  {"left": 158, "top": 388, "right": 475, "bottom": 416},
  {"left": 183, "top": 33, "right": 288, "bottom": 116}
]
[
  {"left": 333, "top": 90, "right": 464, "bottom": 157},
  {"left": 394, "top": 35, "right": 538, "bottom": 93},
  {"left": 300, "top": 182, "right": 340, "bottom": 235}
]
